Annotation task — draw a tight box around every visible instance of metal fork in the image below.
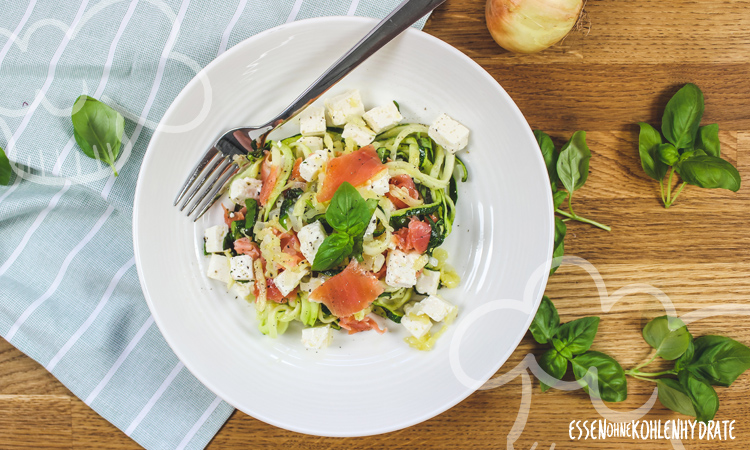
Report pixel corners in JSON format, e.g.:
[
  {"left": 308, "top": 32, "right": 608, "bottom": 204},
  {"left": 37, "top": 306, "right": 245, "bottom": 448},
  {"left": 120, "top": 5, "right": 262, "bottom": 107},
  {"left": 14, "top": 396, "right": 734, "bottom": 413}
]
[{"left": 174, "top": 0, "right": 447, "bottom": 220}]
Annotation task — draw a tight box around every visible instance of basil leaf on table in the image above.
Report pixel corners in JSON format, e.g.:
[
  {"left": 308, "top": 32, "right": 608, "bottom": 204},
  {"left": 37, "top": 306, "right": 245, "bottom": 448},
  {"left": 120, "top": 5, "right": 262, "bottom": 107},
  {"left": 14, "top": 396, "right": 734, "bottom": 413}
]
[
  {"left": 529, "top": 296, "right": 559, "bottom": 344},
  {"left": 538, "top": 348, "right": 567, "bottom": 392},
  {"left": 534, "top": 130, "right": 558, "bottom": 187},
  {"left": 550, "top": 217, "right": 566, "bottom": 275},
  {"left": 0, "top": 147, "right": 11, "bottom": 186},
  {"left": 695, "top": 124, "right": 721, "bottom": 157},
  {"left": 678, "top": 370, "right": 719, "bottom": 423},
  {"left": 311, "top": 233, "right": 353, "bottom": 272},
  {"left": 637, "top": 122, "right": 667, "bottom": 181},
  {"left": 677, "top": 155, "right": 741, "bottom": 192},
  {"left": 657, "top": 378, "right": 697, "bottom": 417},
  {"left": 556, "top": 130, "right": 591, "bottom": 194},
  {"left": 552, "top": 190, "right": 567, "bottom": 211},
  {"left": 642, "top": 315, "right": 691, "bottom": 360},
  {"left": 661, "top": 83, "right": 704, "bottom": 150},
  {"left": 325, "top": 182, "right": 374, "bottom": 236},
  {"left": 656, "top": 143, "right": 680, "bottom": 167},
  {"left": 571, "top": 351, "right": 628, "bottom": 402},
  {"left": 71, "top": 95, "right": 125, "bottom": 176},
  {"left": 554, "top": 316, "right": 600, "bottom": 356},
  {"left": 675, "top": 338, "right": 696, "bottom": 372},
  {"left": 685, "top": 335, "right": 750, "bottom": 387}
]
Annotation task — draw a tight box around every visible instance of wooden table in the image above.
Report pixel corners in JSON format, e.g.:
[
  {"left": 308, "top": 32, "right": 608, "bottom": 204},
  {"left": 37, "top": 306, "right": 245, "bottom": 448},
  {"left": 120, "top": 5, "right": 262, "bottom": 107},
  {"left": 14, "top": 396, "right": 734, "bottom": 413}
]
[{"left": 3, "top": 0, "right": 750, "bottom": 448}]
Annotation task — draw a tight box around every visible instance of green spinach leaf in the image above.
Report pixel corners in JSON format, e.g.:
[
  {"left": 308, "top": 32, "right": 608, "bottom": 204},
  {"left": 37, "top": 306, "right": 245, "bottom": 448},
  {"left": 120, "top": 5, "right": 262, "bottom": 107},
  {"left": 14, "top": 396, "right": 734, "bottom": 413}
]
[
  {"left": 556, "top": 130, "right": 591, "bottom": 193},
  {"left": 571, "top": 351, "right": 628, "bottom": 402},
  {"left": 71, "top": 95, "right": 125, "bottom": 176},
  {"left": 678, "top": 155, "right": 741, "bottom": 192},
  {"left": 638, "top": 122, "right": 667, "bottom": 181},
  {"left": 0, "top": 147, "right": 11, "bottom": 186},
  {"left": 662, "top": 83, "right": 704, "bottom": 150},
  {"left": 529, "top": 296, "right": 559, "bottom": 344}
]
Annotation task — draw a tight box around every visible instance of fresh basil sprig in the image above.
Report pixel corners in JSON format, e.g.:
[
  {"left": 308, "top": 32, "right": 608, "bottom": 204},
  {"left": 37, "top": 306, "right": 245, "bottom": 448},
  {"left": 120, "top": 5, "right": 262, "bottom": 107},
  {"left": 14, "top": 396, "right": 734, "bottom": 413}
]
[
  {"left": 534, "top": 130, "right": 610, "bottom": 234},
  {"left": 71, "top": 95, "right": 125, "bottom": 176},
  {"left": 0, "top": 147, "right": 11, "bottom": 186},
  {"left": 637, "top": 83, "right": 741, "bottom": 208},
  {"left": 311, "top": 182, "right": 377, "bottom": 272},
  {"left": 530, "top": 297, "right": 627, "bottom": 400}
]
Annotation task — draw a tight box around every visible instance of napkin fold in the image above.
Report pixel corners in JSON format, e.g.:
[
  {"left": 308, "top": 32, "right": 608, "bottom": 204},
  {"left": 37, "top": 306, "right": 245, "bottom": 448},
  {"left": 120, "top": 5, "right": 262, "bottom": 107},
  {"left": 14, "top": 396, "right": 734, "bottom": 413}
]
[{"left": 0, "top": 1, "right": 428, "bottom": 448}]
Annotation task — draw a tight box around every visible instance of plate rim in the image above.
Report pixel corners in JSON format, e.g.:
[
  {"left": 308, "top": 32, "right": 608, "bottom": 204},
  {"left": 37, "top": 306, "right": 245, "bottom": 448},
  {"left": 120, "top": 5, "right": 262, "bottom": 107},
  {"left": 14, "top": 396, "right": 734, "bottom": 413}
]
[{"left": 133, "top": 15, "right": 553, "bottom": 437}]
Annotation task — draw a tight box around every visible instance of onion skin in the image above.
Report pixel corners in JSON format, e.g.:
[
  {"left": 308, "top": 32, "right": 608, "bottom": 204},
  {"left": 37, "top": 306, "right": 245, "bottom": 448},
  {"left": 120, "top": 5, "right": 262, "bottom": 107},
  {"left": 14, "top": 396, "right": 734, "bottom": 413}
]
[{"left": 486, "top": 0, "right": 583, "bottom": 54}]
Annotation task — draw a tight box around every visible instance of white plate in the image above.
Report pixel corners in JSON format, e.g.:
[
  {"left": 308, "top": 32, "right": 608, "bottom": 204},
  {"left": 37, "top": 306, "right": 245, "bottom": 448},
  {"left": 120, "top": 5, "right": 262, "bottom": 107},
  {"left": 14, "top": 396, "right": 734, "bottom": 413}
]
[{"left": 133, "top": 16, "right": 553, "bottom": 437}]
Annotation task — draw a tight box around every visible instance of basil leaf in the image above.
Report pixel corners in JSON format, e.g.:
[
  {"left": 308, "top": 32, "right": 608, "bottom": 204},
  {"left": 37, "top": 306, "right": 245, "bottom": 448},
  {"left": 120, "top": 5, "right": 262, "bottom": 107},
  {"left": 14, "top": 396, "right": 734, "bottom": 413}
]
[
  {"left": 326, "top": 182, "right": 372, "bottom": 236},
  {"left": 551, "top": 338, "right": 573, "bottom": 360},
  {"left": 695, "top": 124, "right": 720, "bottom": 157},
  {"left": 71, "top": 95, "right": 125, "bottom": 176},
  {"left": 657, "top": 378, "right": 697, "bottom": 417},
  {"left": 554, "top": 316, "right": 600, "bottom": 356},
  {"left": 539, "top": 348, "right": 567, "bottom": 392},
  {"left": 637, "top": 122, "right": 667, "bottom": 181},
  {"left": 550, "top": 217, "right": 566, "bottom": 275},
  {"left": 0, "top": 147, "right": 11, "bottom": 186},
  {"left": 529, "top": 296, "right": 559, "bottom": 344},
  {"left": 244, "top": 198, "right": 258, "bottom": 230},
  {"left": 556, "top": 130, "right": 590, "bottom": 193},
  {"left": 678, "top": 370, "right": 719, "bottom": 423},
  {"left": 661, "top": 83, "right": 704, "bottom": 150},
  {"left": 675, "top": 337, "right": 695, "bottom": 372},
  {"left": 642, "top": 315, "right": 691, "bottom": 360},
  {"left": 677, "top": 155, "right": 741, "bottom": 192},
  {"left": 571, "top": 351, "right": 628, "bottom": 402},
  {"left": 534, "top": 130, "right": 558, "bottom": 188},
  {"left": 552, "top": 190, "right": 567, "bottom": 211},
  {"left": 656, "top": 143, "right": 680, "bottom": 166},
  {"left": 685, "top": 335, "right": 750, "bottom": 387},
  {"left": 311, "top": 233, "right": 353, "bottom": 272}
]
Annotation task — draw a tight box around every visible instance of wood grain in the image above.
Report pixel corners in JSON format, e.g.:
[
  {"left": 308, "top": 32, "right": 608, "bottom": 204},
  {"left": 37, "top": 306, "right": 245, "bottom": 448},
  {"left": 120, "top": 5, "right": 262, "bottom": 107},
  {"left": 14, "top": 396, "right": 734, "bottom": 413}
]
[{"left": 4, "top": 1, "right": 750, "bottom": 449}]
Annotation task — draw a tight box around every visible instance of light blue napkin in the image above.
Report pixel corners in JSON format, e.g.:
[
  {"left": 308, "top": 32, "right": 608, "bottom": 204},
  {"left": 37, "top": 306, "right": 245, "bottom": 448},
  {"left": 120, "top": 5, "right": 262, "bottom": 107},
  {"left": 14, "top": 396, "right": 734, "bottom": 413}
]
[{"left": 0, "top": 1, "right": 429, "bottom": 448}]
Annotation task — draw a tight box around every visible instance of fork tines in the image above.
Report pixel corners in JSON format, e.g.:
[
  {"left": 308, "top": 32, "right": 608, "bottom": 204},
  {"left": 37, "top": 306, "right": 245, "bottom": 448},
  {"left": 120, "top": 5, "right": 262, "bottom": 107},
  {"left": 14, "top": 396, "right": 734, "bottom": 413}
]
[{"left": 174, "top": 146, "right": 239, "bottom": 221}]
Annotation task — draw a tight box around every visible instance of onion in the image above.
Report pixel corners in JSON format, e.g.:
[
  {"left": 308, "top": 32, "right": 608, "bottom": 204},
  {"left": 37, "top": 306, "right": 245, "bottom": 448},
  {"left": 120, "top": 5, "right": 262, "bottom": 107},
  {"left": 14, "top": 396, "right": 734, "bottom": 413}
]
[{"left": 485, "top": 0, "right": 584, "bottom": 54}]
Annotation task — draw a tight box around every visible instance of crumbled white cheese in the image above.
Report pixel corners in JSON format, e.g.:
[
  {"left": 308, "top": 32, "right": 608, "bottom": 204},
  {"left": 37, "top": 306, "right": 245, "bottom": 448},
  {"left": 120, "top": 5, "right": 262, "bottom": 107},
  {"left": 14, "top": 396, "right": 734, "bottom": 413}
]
[
  {"left": 342, "top": 122, "right": 376, "bottom": 147},
  {"left": 401, "top": 312, "right": 432, "bottom": 339},
  {"left": 229, "top": 177, "right": 262, "bottom": 204},
  {"left": 274, "top": 265, "right": 309, "bottom": 297},
  {"left": 299, "top": 150, "right": 330, "bottom": 182},
  {"left": 415, "top": 268, "right": 440, "bottom": 296},
  {"left": 297, "top": 136, "right": 324, "bottom": 152},
  {"left": 385, "top": 249, "right": 421, "bottom": 288},
  {"left": 206, "top": 254, "right": 232, "bottom": 284},
  {"left": 324, "top": 90, "right": 366, "bottom": 126},
  {"left": 408, "top": 295, "right": 456, "bottom": 322},
  {"left": 299, "top": 106, "right": 326, "bottom": 136},
  {"left": 363, "top": 102, "right": 403, "bottom": 134},
  {"left": 231, "top": 281, "right": 253, "bottom": 300},
  {"left": 298, "top": 221, "right": 327, "bottom": 264},
  {"left": 204, "top": 225, "right": 228, "bottom": 253},
  {"left": 363, "top": 170, "right": 390, "bottom": 196},
  {"left": 301, "top": 325, "right": 334, "bottom": 349},
  {"left": 300, "top": 276, "right": 327, "bottom": 296},
  {"left": 230, "top": 255, "right": 255, "bottom": 281},
  {"left": 428, "top": 113, "right": 470, "bottom": 153}
]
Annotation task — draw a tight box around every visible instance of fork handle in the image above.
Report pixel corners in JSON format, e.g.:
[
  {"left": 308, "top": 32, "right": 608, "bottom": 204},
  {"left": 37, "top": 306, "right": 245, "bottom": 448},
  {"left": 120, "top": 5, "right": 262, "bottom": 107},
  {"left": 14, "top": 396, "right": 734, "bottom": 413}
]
[{"left": 264, "top": 0, "right": 447, "bottom": 129}]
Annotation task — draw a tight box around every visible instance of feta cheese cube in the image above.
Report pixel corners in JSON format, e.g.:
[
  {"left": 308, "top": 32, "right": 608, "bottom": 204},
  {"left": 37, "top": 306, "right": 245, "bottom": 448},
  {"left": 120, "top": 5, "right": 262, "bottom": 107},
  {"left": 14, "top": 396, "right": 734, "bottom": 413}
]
[
  {"left": 363, "top": 170, "right": 390, "bottom": 196},
  {"left": 297, "top": 136, "right": 324, "bottom": 152},
  {"left": 299, "top": 150, "right": 330, "bottom": 182},
  {"left": 385, "top": 249, "right": 421, "bottom": 288},
  {"left": 298, "top": 221, "right": 327, "bottom": 264},
  {"left": 231, "top": 281, "right": 253, "bottom": 300},
  {"left": 229, "top": 177, "right": 262, "bottom": 204},
  {"left": 300, "top": 276, "right": 327, "bottom": 296},
  {"left": 342, "top": 123, "right": 376, "bottom": 147},
  {"left": 274, "top": 265, "right": 309, "bottom": 297},
  {"left": 415, "top": 268, "right": 440, "bottom": 296},
  {"left": 410, "top": 295, "right": 456, "bottom": 322},
  {"left": 230, "top": 255, "right": 255, "bottom": 281},
  {"left": 207, "top": 254, "right": 232, "bottom": 284},
  {"left": 363, "top": 102, "right": 403, "bottom": 134},
  {"left": 428, "top": 113, "right": 470, "bottom": 153},
  {"left": 301, "top": 325, "right": 333, "bottom": 349},
  {"left": 299, "top": 106, "right": 326, "bottom": 136},
  {"left": 204, "top": 225, "right": 228, "bottom": 253},
  {"left": 324, "top": 90, "right": 365, "bottom": 126},
  {"left": 402, "top": 313, "right": 432, "bottom": 339}
]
